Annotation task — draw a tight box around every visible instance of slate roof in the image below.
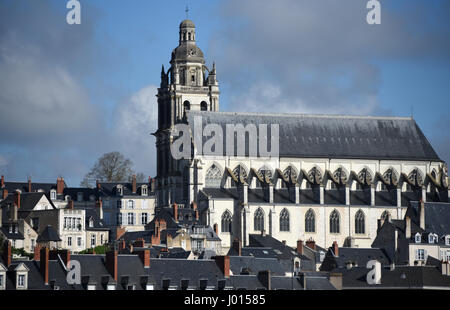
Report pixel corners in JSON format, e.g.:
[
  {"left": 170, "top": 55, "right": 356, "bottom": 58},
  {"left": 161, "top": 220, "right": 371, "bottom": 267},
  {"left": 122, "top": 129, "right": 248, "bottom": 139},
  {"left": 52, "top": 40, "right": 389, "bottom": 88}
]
[
  {"left": 2, "top": 182, "right": 57, "bottom": 194},
  {"left": 409, "top": 201, "right": 450, "bottom": 236},
  {"left": 332, "top": 265, "right": 450, "bottom": 289},
  {"left": 0, "top": 192, "right": 52, "bottom": 212},
  {"left": 187, "top": 111, "right": 441, "bottom": 161},
  {"left": 148, "top": 258, "right": 226, "bottom": 289},
  {"left": 229, "top": 256, "right": 286, "bottom": 276},
  {"left": 83, "top": 208, "right": 109, "bottom": 231},
  {"left": 37, "top": 225, "right": 61, "bottom": 242},
  {"left": 320, "top": 247, "right": 391, "bottom": 271},
  {"left": 0, "top": 226, "right": 24, "bottom": 240}
]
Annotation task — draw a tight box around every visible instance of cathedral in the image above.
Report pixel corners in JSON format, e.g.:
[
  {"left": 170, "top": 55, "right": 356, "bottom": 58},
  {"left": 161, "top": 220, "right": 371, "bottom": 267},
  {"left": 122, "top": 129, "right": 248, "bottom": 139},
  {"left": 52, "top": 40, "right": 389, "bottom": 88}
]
[{"left": 153, "top": 19, "right": 449, "bottom": 253}]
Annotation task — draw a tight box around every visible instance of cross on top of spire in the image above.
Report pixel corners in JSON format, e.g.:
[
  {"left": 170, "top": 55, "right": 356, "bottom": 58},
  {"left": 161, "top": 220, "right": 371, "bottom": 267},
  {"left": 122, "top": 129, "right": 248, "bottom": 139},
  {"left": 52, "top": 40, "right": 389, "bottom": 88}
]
[{"left": 185, "top": 6, "right": 189, "bottom": 19}]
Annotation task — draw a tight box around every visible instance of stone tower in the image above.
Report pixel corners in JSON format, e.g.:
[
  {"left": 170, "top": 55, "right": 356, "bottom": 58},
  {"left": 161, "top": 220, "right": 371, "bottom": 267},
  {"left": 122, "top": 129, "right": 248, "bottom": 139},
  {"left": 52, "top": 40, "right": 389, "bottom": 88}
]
[{"left": 154, "top": 19, "right": 220, "bottom": 208}]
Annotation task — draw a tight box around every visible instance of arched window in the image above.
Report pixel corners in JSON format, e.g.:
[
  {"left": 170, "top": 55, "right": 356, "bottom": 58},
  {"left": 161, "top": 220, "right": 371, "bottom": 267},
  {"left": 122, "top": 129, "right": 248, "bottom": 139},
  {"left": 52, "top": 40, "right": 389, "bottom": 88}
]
[
  {"left": 279, "top": 208, "right": 290, "bottom": 232},
  {"left": 221, "top": 211, "right": 232, "bottom": 233},
  {"left": 201, "top": 101, "right": 208, "bottom": 111},
  {"left": 381, "top": 210, "right": 390, "bottom": 221},
  {"left": 254, "top": 208, "right": 265, "bottom": 232},
  {"left": 330, "top": 210, "right": 340, "bottom": 234},
  {"left": 205, "top": 164, "right": 222, "bottom": 188},
  {"left": 355, "top": 210, "right": 365, "bottom": 234},
  {"left": 231, "top": 165, "right": 247, "bottom": 187},
  {"left": 183, "top": 101, "right": 190, "bottom": 116},
  {"left": 188, "top": 32, "right": 191, "bottom": 40},
  {"left": 256, "top": 167, "right": 272, "bottom": 188},
  {"left": 305, "top": 209, "right": 315, "bottom": 233}
]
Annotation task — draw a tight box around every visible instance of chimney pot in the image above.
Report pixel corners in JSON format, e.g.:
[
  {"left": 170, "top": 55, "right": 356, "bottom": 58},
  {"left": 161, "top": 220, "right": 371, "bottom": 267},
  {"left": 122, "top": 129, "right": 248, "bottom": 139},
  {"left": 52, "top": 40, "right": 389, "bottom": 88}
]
[
  {"left": 214, "top": 256, "right": 230, "bottom": 278},
  {"left": 1, "top": 175, "right": 4, "bottom": 188},
  {"left": 297, "top": 240, "right": 304, "bottom": 255},
  {"left": 28, "top": 177, "right": 32, "bottom": 193},
  {"left": 106, "top": 250, "right": 118, "bottom": 281},
  {"left": 40, "top": 247, "right": 49, "bottom": 285},
  {"left": 332, "top": 241, "right": 339, "bottom": 257},
  {"left": 137, "top": 250, "right": 150, "bottom": 268},
  {"left": 34, "top": 245, "right": 41, "bottom": 261},
  {"left": 305, "top": 239, "right": 316, "bottom": 251},
  {"left": 132, "top": 175, "right": 137, "bottom": 194},
  {"left": 2, "top": 188, "right": 8, "bottom": 200},
  {"left": 173, "top": 203, "right": 178, "bottom": 223}
]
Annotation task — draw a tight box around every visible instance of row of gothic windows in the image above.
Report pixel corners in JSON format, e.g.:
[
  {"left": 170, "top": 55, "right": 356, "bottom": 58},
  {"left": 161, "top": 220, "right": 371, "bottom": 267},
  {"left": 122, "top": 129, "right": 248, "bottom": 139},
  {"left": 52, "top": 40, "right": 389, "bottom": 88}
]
[
  {"left": 206, "top": 164, "right": 428, "bottom": 189},
  {"left": 220, "top": 208, "right": 371, "bottom": 234}
]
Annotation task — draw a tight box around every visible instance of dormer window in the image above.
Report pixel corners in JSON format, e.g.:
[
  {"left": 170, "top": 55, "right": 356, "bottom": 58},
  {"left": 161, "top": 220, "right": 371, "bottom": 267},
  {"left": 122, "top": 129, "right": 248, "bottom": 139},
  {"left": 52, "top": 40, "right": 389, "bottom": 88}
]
[
  {"left": 446, "top": 235, "right": 450, "bottom": 246},
  {"left": 50, "top": 190, "right": 56, "bottom": 200},
  {"left": 14, "top": 263, "right": 29, "bottom": 290},
  {"left": 141, "top": 186, "right": 148, "bottom": 196},
  {"left": 89, "top": 218, "right": 94, "bottom": 228},
  {"left": 428, "top": 234, "right": 436, "bottom": 244},
  {"left": 116, "top": 185, "right": 123, "bottom": 196},
  {"left": 415, "top": 233, "right": 421, "bottom": 243},
  {"left": 77, "top": 192, "right": 83, "bottom": 202}
]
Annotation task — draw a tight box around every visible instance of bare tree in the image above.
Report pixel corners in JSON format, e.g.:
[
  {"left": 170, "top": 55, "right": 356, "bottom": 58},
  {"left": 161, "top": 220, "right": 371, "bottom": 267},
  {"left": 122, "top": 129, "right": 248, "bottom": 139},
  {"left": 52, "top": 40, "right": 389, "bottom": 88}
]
[{"left": 80, "top": 152, "right": 143, "bottom": 187}]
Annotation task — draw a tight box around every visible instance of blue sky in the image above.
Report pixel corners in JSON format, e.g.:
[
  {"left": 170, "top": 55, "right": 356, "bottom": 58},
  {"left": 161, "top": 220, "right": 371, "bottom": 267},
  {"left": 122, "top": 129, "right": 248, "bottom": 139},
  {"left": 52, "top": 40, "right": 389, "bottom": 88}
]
[{"left": 0, "top": 0, "right": 449, "bottom": 186}]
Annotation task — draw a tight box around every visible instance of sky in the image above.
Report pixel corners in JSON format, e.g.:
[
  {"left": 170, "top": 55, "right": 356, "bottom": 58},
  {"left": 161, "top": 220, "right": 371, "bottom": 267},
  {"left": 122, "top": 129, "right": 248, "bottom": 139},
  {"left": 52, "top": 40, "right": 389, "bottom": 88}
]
[{"left": 0, "top": 0, "right": 449, "bottom": 186}]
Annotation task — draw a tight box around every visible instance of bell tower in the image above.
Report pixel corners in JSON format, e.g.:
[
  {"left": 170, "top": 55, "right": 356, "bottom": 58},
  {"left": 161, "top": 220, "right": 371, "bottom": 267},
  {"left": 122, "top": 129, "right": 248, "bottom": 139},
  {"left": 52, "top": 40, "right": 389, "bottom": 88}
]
[{"left": 154, "top": 19, "right": 220, "bottom": 208}]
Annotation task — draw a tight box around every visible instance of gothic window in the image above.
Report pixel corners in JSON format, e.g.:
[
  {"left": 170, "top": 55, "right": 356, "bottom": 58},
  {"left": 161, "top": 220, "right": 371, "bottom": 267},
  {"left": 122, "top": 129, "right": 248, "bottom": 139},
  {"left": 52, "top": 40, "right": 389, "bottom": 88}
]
[
  {"left": 206, "top": 164, "right": 222, "bottom": 188},
  {"left": 330, "top": 210, "right": 340, "bottom": 234},
  {"left": 231, "top": 165, "right": 247, "bottom": 187},
  {"left": 256, "top": 167, "right": 272, "bottom": 188},
  {"left": 308, "top": 167, "right": 323, "bottom": 185},
  {"left": 355, "top": 210, "right": 365, "bottom": 234},
  {"left": 201, "top": 101, "right": 208, "bottom": 111},
  {"left": 358, "top": 168, "right": 373, "bottom": 187},
  {"left": 279, "top": 208, "right": 290, "bottom": 232},
  {"left": 221, "top": 210, "right": 232, "bottom": 233},
  {"left": 305, "top": 209, "right": 315, "bottom": 233},
  {"left": 254, "top": 208, "right": 264, "bottom": 232},
  {"left": 333, "top": 167, "right": 348, "bottom": 185},
  {"left": 408, "top": 168, "right": 423, "bottom": 188}
]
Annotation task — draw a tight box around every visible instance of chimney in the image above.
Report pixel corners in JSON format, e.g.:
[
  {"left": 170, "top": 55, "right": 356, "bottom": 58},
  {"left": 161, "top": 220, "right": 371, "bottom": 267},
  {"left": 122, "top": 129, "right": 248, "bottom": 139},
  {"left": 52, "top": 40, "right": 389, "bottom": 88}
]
[
  {"left": 173, "top": 203, "right": 178, "bottom": 222},
  {"left": 56, "top": 177, "right": 65, "bottom": 195},
  {"left": 132, "top": 175, "right": 137, "bottom": 194},
  {"left": 195, "top": 209, "right": 199, "bottom": 221},
  {"left": 332, "top": 241, "right": 339, "bottom": 257},
  {"left": 14, "top": 190, "right": 21, "bottom": 209},
  {"left": 137, "top": 250, "right": 150, "bottom": 268},
  {"left": 2, "top": 188, "right": 7, "bottom": 200},
  {"left": 96, "top": 180, "right": 101, "bottom": 189},
  {"left": 405, "top": 216, "right": 411, "bottom": 239},
  {"left": 394, "top": 228, "right": 398, "bottom": 253},
  {"left": 105, "top": 250, "right": 118, "bottom": 281},
  {"left": 442, "top": 262, "right": 449, "bottom": 276},
  {"left": 40, "top": 247, "right": 49, "bottom": 285},
  {"left": 232, "top": 238, "right": 242, "bottom": 256},
  {"left": 1, "top": 175, "right": 4, "bottom": 188},
  {"left": 34, "top": 245, "right": 42, "bottom": 261},
  {"left": 115, "top": 227, "right": 126, "bottom": 240},
  {"left": 297, "top": 240, "right": 304, "bottom": 255},
  {"left": 118, "top": 240, "right": 126, "bottom": 251},
  {"left": 68, "top": 200, "right": 74, "bottom": 210},
  {"left": 257, "top": 270, "right": 271, "bottom": 290},
  {"left": 419, "top": 200, "right": 425, "bottom": 230},
  {"left": 214, "top": 256, "right": 230, "bottom": 278},
  {"left": 28, "top": 177, "right": 32, "bottom": 193},
  {"left": 3, "top": 241, "right": 12, "bottom": 267},
  {"left": 96, "top": 199, "right": 103, "bottom": 220},
  {"left": 305, "top": 239, "right": 316, "bottom": 251}
]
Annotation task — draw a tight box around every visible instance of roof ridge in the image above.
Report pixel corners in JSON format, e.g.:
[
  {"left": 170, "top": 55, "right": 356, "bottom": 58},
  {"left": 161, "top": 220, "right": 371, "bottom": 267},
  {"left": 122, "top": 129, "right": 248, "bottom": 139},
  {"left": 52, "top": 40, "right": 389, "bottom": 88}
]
[{"left": 187, "top": 110, "right": 413, "bottom": 121}]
